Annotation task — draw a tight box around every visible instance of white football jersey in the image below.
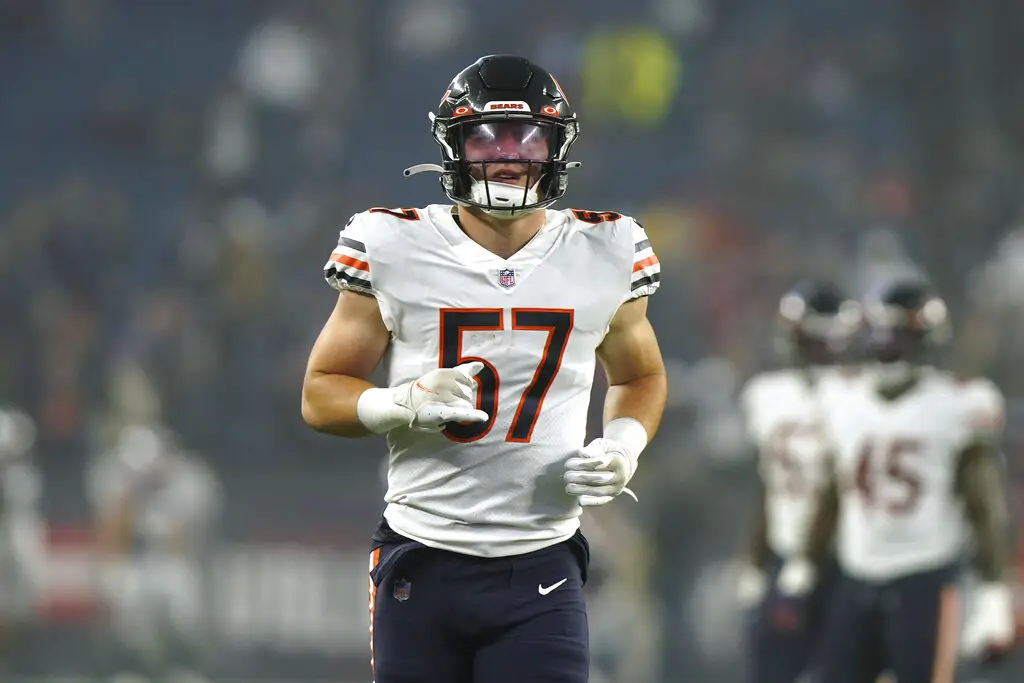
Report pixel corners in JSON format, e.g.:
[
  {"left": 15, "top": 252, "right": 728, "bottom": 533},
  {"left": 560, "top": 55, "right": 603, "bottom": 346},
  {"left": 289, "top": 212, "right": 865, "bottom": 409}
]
[
  {"left": 819, "top": 368, "right": 1005, "bottom": 581},
  {"left": 741, "top": 369, "right": 838, "bottom": 559},
  {"left": 89, "top": 452, "right": 220, "bottom": 559},
  {"left": 0, "top": 456, "right": 43, "bottom": 619},
  {"left": 323, "top": 204, "right": 660, "bottom": 557},
  {"left": 0, "top": 456, "right": 40, "bottom": 521}
]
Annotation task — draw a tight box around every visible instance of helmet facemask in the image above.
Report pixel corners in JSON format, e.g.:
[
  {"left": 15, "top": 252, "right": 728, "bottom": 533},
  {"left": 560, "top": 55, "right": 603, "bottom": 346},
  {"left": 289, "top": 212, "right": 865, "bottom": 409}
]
[
  {"left": 774, "top": 291, "right": 862, "bottom": 368},
  {"left": 431, "top": 115, "right": 579, "bottom": 218},
  {"left": 863, "top": 297, "right": 951, "bottom": 389}
]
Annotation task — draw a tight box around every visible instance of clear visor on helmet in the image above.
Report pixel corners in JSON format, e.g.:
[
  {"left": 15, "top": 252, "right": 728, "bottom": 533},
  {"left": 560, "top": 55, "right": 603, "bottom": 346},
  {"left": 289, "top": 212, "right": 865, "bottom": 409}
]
[
  {"left": 460, "top": 120, "right": 555, "bottom": 186},
  {"left": 462, "top": 120, "right": 553, "bottom": 162}
]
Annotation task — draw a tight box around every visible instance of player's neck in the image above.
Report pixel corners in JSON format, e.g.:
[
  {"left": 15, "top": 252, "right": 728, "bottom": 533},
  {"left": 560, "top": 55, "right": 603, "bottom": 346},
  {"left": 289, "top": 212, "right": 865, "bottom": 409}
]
[
  {"left": 454, "top": 207, "right": 547, "bottom": 260},
  {"left": 799, "top": 364, "right": 829, "bottom": 385},
  {"left": 874, "top": 362, "right": 923, "bottom": 401}
]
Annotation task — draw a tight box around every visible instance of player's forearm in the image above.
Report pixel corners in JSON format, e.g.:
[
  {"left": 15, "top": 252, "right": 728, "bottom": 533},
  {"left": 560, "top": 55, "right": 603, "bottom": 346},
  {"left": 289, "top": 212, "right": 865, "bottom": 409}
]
[
  {"left": 602, "top": 371, "right": 667, "bottom": 440},
  {"left": 747, "top": 478, "right": 770, "bottom": 567},
  {"left": 96, "top": 504, "right": 133, "bottom": 559},
  {"left": 805, "top": 480, "right": 838, "bottom": 566},
  {"left": 958, "top": 446, "right": 1012, "bottom": 581},
  {"left": 301, "top": 372, "right": 378, "bottom": 437}
]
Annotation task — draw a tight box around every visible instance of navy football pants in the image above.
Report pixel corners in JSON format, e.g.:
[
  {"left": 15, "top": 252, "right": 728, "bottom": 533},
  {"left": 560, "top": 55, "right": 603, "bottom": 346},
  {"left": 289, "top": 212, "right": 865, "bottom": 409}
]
[
  {"left": 747, "top": 554, "right": 835, "bottom": 683},
  {"left": 368, "top": 520, "right": 590, "bottom": 683},
  {"left": 806, "top": 563, "right": 961, "bottom": 683}
]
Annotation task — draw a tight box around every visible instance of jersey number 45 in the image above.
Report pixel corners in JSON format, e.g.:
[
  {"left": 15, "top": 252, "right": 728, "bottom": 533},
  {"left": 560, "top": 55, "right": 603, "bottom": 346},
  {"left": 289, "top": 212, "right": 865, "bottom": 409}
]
[
  {"left": 853, "top": 438, "right": 923, "bottom": 514},
  {"left": 440, "top": 308, "right": 572, "bottom": 443}
]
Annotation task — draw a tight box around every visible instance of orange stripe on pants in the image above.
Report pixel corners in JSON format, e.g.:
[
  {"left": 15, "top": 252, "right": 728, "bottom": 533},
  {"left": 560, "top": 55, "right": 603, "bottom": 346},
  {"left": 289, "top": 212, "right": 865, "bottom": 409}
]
[{"left": 368, "top": 548, "right": 381, "bottom": 674}]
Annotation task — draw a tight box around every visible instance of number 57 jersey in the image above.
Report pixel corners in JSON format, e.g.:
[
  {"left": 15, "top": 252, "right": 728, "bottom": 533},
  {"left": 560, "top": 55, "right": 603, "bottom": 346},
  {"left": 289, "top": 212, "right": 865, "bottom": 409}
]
[{"left": 323, "top": 204, "right": 660, "bottom": 557}]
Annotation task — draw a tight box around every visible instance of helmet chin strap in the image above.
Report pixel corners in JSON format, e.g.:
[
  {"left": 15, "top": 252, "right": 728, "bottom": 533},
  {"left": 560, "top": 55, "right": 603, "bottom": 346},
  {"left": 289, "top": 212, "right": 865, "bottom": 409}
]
[
  {"left": 403, "top": 163, "right": 445, "bottom": 176},
  {"left": 401, "top": 162, "right": 583, "bottom": 217},
  {"left": 466, "top": 176, "right": 544, "bottom": 217}
]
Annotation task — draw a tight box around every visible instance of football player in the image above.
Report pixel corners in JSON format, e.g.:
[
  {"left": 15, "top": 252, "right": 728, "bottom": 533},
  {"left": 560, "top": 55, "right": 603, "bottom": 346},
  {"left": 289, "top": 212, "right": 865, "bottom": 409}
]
[
  {"left": 0, "top": 408, "right": 44, "bottom": 672},
  {"left": 778, "top": 280, "right": 1015, "bottom": 683},
  {"left": 301, "top": 54, "right": 667, "bottom": 683},
  {"left": 737, "top": 281, "right": 861, "bottom": 683},
  {"left": 89, "top": 424, "right": 220, "bottom": 683}
]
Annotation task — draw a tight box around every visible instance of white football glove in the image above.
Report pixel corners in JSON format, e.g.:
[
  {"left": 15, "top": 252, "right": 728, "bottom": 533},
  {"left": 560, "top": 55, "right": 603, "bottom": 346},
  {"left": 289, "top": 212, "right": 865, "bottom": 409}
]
[
  {"left": 564, "top": 438, "right": 639, "bottom": 507},
  {"left": 776, "top": 557, "right": 817, "bottom": 598},
  {"left": 960, "top": 582, "right": 1016, "bottom": 660},
  {"left": 357, "top": 362, "right": 490, "bottom": 434},
  {"left": 736, "top": 563, "right": 769, "bottom": 607},
  {"left": 394, "top": 362, "right": 491, "bottom": 432}
]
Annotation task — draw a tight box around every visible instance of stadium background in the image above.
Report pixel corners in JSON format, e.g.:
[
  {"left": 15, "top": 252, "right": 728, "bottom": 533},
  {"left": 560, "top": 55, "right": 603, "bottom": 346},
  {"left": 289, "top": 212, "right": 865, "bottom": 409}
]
[{"left": 2, "top": 0, "right": 1024, "bottom": 681}]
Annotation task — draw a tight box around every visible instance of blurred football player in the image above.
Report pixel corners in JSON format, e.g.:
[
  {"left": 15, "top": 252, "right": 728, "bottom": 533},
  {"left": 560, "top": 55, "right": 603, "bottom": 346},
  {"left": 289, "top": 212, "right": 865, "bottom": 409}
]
[
  {"left": 737, "top": 281, "right": 861, "bottom": 683},
  {"left": 301, "top": 54, "right": 667, "bottom": 683},
  {"left": 0, "top": 408, "right": 44, "bottom": 673},
  {"left": 779, "top": 280, "right": 1015, "bottom": 683},
  {"left": 89, "top": 424, "right": 221, "bottom": 683}
]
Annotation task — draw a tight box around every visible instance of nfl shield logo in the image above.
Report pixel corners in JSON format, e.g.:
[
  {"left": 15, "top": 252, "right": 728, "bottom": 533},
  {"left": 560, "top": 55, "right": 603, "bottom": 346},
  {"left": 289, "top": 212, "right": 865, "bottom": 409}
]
[
  {"left": 498, "top": 268, "right": 516, "bottom": 288},
  {"left": 393, "top": 578, "right": 411, "bottom": 602}
]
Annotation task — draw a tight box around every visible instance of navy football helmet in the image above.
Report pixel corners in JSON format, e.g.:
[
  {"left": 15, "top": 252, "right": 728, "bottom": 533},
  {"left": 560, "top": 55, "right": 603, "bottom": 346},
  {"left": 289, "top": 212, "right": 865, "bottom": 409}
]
[
  {"left": 862, "top": 279, "right": 951, "bottom": 366},
  {"left": 775, "top": 280, "right": 861, "bottom": 366},
  {"left": 404, "top": 55, "right": 581, "bottom": 218}
]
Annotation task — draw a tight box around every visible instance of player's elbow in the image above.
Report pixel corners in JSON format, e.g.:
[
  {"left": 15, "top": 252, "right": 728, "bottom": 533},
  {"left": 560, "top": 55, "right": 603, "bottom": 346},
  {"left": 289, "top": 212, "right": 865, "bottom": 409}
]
[
  {"left": 301, "top": 373, "right": 367, "bottom": 437},
  {"left": 300, "top": 376, "right": 332, "bottom": 433},
  {"left": 300, "top": 394, "right": 323, "bottom": 431}
]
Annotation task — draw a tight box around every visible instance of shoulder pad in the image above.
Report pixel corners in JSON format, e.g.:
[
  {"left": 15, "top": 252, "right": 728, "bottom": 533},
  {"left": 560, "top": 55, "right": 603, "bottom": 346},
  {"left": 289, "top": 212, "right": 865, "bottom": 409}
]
[
  {"left": 324, "top": 210, "right": 388, "bottom": 294},
  {"left": 959, "top": 376, "right": 1005, "bottom": 434},
  {"left": 361, "top": 206, "right": 425, "bottom": 224},
  {"left": 564, "top": 208, "right": 627, "bottom": 225}
]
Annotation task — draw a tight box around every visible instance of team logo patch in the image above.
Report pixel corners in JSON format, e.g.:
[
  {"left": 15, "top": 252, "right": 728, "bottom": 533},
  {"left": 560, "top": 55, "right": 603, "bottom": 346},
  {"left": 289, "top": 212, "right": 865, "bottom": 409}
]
[
  {"left": 498, "top": 268, "right": 516, "bottom": 288},
  {"left": 393, "top": 578, "right": 411, "bottom": 602},
  {"left": 483, "top": 100, "right": 531, "bottom": 112}
]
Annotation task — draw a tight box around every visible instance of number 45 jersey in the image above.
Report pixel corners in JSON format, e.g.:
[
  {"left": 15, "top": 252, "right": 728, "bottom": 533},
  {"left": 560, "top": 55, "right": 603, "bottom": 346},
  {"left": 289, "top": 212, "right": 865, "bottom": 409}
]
[
  {"left": 323, "top": 204, "right": 660, "bottom": 557},
  {"left": 818, "top": 368, "right": 1005, "bottom": 581}
]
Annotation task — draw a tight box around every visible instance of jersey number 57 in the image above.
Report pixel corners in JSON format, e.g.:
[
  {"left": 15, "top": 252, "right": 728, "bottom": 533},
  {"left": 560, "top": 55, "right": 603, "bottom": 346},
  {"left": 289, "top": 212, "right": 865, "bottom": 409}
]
[{"left": 440, "top": 308, "right": 573, "bottom": 443}]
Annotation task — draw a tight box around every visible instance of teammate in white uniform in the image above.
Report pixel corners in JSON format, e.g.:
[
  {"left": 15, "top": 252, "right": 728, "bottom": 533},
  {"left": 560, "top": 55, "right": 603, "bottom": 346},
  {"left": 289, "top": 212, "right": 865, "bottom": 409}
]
[
  {"left": 779, "top": 280, "right": 1016, "bottom": 683},
  {"left": 89, "top": 424, "right": 220, "bottom": 683},
  {"left": 0, "top": 408, "right": 44, "bottom": 672},
  {"left": 301, "top": 54, "right": 667, "bottom": 683},
  {"left": 737, "top": 281, "right": 861, "bottom": 683}
]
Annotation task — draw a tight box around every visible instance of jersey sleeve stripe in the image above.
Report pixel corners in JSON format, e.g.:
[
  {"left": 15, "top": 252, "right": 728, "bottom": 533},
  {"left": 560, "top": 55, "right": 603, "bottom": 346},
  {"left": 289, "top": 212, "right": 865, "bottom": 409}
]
[
  {"left": 628, "top": 218, "right": 660, "bottom": 299},
  {"left": 631, "top": 273, "right": 661, "bottom": 292},
  {"left": 324, "top": 265, "right": 373, "bottom": 293},
  {"left": 632, "top": 254, "right": 659, "bottom": 273},
  {"left": 338, "top": 236, "right": 366, "bottom": 253},
  {"left": 329, "top": 252, "right": 370, "bottom": 273}
]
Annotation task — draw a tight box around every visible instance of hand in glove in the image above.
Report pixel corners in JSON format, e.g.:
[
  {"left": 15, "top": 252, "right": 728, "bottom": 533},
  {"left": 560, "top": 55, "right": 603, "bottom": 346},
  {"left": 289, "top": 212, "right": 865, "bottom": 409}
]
[
  {"left": 358, "top": 362, "right": 489, "bottom": 433},
  {"left": 960, "top": 582, "right": 1016, "bottom": 662},
  {"left": 776, "top": 557, "right": 817, "bottom": 598},
  {"left": 564, "top": 437, "right": 639, "bottom": 507},
  {"left": 737, "top": 563, "right": 769, "bottom": 607}
]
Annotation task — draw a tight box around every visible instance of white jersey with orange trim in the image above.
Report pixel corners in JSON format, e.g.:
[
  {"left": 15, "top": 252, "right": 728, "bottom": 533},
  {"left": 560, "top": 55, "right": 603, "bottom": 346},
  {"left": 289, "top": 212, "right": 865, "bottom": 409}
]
[
  {"left": 323, "top": 204, "right": 660, "bottom": 557},
  {"left": 819, "top": 367, "right": 1005, "bottom": 581},
  {"left": 740, "top": 368, "right": 840, "bottom": 559}
]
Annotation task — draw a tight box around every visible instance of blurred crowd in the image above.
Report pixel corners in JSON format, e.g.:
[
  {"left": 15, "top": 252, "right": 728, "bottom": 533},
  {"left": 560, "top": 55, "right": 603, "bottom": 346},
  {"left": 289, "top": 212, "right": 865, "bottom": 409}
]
[{"left": 3, "top": 0, "right": 1024, "bottom": 681}]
